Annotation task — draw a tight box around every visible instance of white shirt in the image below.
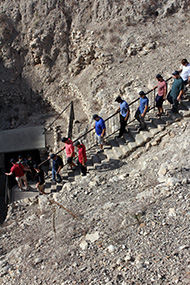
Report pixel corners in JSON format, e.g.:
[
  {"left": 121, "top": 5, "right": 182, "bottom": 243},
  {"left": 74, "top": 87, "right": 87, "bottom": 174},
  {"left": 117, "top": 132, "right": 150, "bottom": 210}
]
[{"left": 181, "top": 63, "right": 190, "bottom": 81}]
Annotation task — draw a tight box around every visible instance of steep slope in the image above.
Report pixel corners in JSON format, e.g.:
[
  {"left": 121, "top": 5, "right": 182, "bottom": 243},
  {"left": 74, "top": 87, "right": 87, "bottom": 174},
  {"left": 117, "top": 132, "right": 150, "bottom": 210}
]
[{"left": 0, "top": 0, "right": 190, "bottom": 130}]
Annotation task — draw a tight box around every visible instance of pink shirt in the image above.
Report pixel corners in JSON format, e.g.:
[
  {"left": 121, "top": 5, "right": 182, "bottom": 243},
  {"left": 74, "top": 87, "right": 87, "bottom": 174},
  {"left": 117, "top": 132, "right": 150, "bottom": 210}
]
[
  {"left": 157, "top": 81, "right": 167, "bottom": 96},
  {"left": 65, "top": 139, "right": 75, "bottom": 158}
]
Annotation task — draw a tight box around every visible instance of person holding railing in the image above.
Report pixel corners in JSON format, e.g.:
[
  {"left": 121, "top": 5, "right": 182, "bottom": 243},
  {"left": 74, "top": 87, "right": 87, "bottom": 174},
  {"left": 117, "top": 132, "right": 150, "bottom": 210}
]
[
  {"left": 153, "top": 74, "right": 167, "bottom": 117},
  {"left": 135, "top": 91, "right": 149, "bottom": 131},
  {"left": 61, "top": 137, "right": 77, "bottom": 170},
  {"left": 50, "top": 153, "right": 63, "bottom": 183},
  {"left": 93, "top": 114, "right": 106, "bottom": 153},
  {"left": 115, "top": 95, "right": 130, "bottom": 138}
]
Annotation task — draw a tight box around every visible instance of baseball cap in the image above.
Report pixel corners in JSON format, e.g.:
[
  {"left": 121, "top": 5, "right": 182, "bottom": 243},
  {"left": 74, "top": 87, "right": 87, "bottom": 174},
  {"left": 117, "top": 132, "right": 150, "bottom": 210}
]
[
  {"left": 115, "top": 96, "right": 122, "bottom": 102},
  {"left": 172, "top": 70, "right": 179, "bottom": 76},
  {"left": 139, "top": 91, "right": 145, "bottom": 96},
  {"left": 50, "top": 153, "right": 56, "bottom": 159},
  {"left": 61, "top": 137, "right": 68, "bottom": 142},
  {"left": 74, "top": 141, "right": 80, "bottom": 146},
  {"left": 92, "top": 114, "right": 99, "bottom": 120}
]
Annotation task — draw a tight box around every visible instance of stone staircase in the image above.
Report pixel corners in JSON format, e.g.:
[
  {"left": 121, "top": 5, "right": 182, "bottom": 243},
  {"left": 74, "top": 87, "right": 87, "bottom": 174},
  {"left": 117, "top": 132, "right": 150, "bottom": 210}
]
[
  {"left": 43, "top": 94, "right": 190, "bottom": 192},
  {"left": 12, "top": 94, "right": 190, "bottom": 200}
]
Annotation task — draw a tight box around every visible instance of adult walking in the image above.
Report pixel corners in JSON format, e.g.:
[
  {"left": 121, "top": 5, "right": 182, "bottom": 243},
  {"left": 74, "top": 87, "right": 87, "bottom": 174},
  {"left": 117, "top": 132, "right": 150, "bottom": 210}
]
[
  {"left": 179, "top": 58, "right": 190, "bottom": 86},
  {"left": 115, "top": 96, "right": 130, "bottom": 138},
  {"left": 167, "top": 70, "right": 184, "bottom": 113},
  {"left": 61, "top": 137, "right": 77, "bottom": 170},
  {"left": 74, "top": 141, "right": 87, "bottom": 176},
  {"left": 50, "top": 154, "right": 63, "bottom": 183},
  {"left": 33, "top": 164, "right": 45, "bottom": 194},
  {"left": 93, "top": 114, "right": 106, "bottom": 153},
  {"left": 5, "top": 159, "right": 31, "bottom": 190},
  {"left": 153, "top": 74, "right": 167, "bottom": 117},
  {"left": 135, "top": 91, "right": 149, "bottom": 131}
]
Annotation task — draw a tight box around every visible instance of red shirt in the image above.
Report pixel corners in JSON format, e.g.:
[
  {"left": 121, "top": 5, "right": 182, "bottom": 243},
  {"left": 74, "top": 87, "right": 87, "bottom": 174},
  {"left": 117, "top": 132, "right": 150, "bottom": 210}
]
[
  {"left": 11, "top": 163, "right": 24, "bottom": 177},
  {"left": 78, "top": 144, "right": 87, "bottom": 164}
]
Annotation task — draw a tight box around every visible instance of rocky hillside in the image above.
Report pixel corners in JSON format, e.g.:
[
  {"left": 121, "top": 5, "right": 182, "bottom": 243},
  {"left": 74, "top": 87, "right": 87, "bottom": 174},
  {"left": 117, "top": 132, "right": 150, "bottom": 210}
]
[
  {"left": 0, "top": 0, "right": 190, "bottom": 131},
  {"left": 0, "top": 116, "right": 190, "bottom": 284}
]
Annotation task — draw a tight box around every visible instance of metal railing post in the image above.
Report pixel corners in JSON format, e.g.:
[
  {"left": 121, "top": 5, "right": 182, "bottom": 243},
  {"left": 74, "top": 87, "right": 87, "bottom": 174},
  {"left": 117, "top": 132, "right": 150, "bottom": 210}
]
[{"left": 68, "top": 101, "right": 74, "bottom": 139}]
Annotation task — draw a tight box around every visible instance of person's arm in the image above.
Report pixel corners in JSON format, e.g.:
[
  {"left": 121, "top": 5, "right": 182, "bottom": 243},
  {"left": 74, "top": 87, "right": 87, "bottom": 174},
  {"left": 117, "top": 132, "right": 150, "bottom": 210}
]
[
  {"left": 124, "top": 108, "right": 130, "bottom": 121},
  {"left": 57, "top": 165, "right": 62, "bottom": 174},
  {"left": 141, "top": 105, "right": 148, "bottom": 117},
  {"left": 177, "top": 81, "right": 184, "bottom": 101},
  {"left": 115, "top": 107, "right": 120, "bottom": 114},
  {"left": 188, "top": 75, "right": 190, "bottom": 85},
  {"left": 163, "top": 82, "right": 167, "bottom": 100},
  {"left": 177, "top": 90, "right": 183, "bottom": 101},
  {"left": 153, "top": 84, "right": 158, "bottom": 90},
  {"left": 5, "top": 171, "right": 13, "bottom": 176},
  {"left": 24, "top": 167, "right": 32, "bottom": 173},
  {"left": 101, "top": 128, "right": 106, "bottom": 137},
  {"left": 69, "top": 145, "right": 75, "bottom": 158}
]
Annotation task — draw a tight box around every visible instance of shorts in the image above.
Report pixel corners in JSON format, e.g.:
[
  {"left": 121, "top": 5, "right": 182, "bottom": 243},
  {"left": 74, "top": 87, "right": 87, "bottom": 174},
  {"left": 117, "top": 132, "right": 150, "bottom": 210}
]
[
  {"left": 156, "top": 94, "right": 164, "bottom": 108},
  {"left": 37, "top": 183, "right": 45, "bottom": 193},
  {"left": 95, "top": 134, "right": 104, "bottom": 145},
  {"left": 67, "top": 157, "right": 73, "bottom": 164},
  {"left": 16, "top": 173, "right": 27, "bottom": 183}
]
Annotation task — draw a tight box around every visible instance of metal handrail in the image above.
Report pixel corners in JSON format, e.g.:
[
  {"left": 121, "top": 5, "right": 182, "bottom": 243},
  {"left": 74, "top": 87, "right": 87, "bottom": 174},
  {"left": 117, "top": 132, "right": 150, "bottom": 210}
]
[
  {"left": 40, "top": 76, "right": 173, "bottom": 169},
  {"left": 43, "top": 101, "right": 73, "bottom": 134}
]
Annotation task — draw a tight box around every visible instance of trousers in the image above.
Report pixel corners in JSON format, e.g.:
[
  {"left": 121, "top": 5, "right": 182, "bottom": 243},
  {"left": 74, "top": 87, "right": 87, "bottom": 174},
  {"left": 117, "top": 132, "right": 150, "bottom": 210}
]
[{"left": 135, "top": 109, "right": 146, "bottom": 129}]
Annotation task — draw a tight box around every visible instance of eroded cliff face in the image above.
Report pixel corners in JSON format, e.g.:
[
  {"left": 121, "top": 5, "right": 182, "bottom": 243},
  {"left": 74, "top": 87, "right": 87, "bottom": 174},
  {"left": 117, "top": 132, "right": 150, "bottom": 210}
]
[{"left": 0, "top": 0, "right": 190, "bottom": 130}]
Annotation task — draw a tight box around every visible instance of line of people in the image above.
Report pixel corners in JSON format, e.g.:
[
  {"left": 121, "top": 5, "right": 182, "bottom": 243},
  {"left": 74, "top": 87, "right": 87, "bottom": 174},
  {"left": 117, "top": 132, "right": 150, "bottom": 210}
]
[
  {"left": 6, "top": 59, "right": 190, "bottom": 190},
  {"left": 5, "top": 154, "right": 45, "bottom": 194},
  {"left": 50, "top": 59, "right": 189, "bottom": 183}
]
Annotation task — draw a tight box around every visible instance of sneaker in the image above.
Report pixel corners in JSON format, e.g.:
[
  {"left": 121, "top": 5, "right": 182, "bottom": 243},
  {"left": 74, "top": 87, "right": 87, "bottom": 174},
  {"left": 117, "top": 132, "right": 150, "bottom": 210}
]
[{"left": 97, "top": 149, "right": 104, "bottom": 153}]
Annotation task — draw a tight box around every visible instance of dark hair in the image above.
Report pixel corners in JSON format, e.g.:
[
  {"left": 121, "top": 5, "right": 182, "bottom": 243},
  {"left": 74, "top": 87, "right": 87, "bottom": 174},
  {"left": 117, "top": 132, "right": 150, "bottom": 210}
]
[
  {"left": 139, "top": 91, "right": 145, "bottom": 96},
  {"left": 61, "top": 137, "right": 68, "bottom": 142},
  {"left": 181, "top": 58, "right": 188, "bottom": 65},
  {"left": 93, "top": 114, "right": 99, "bottom": 120},
  {"left": 10, "top": 158, "right": 16, "bottom": 164}
]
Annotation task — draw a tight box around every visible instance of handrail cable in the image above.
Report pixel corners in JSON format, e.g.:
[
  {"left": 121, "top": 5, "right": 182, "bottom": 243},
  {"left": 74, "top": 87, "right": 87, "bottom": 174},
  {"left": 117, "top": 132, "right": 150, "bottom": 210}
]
[{"left": 40, "top": 76, "right": 173, "bottom": 169}]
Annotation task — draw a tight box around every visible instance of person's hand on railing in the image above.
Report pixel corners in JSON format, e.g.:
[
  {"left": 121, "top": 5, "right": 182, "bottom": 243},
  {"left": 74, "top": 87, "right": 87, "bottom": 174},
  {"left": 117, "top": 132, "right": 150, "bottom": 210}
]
[{"left": 61, "top": 146, "right": 65, "bottom": 150}]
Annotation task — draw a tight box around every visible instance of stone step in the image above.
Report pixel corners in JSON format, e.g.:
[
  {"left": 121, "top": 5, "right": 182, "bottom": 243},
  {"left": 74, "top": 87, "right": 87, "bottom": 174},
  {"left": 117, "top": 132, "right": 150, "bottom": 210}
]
[
  {"left": 138, "top": 129, "right": 152, "bottom": 143},
  {"left": 111, "top": 143, "right": 124, "bottom": 159},
  {"left": 123, "top": 131, "right": 135, "bottom": 143},
  {"left": 145, "top": 121, "right": 160, "bottom": 136},
  {"left": 92, "top": 154, "right": 101, "bottom": 164},
  {"left": 105, "top": 148, "right": 118, "bottom": 161},
  {"left": 159, "top": 114, "right": 174, "bottom": 126},
  {"left": 128, "top": 127, "right": 145, "bottom": 147},
  {"left": 115, "top": 137, "right": 131, "bottom": 157},
  {"left": 150, "top": 117, "right": 166, "bottom": 130}
]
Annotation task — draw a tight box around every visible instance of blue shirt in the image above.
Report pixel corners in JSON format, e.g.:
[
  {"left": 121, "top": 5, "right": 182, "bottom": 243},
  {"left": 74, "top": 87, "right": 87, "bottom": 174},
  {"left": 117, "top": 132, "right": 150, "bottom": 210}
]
[
  {"left": 95, "top": 117, "right": 106, "bottom": 136},
  {"left": 120, "top": 100, "right": 129, "bottom": 117},
  {"left": 139, "top": 96, "right": 149, "bottom": 114}
]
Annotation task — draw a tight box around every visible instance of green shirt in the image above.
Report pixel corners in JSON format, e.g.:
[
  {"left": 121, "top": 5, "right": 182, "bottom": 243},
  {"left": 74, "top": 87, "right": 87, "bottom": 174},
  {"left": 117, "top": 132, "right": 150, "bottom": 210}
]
[{"left": 170, "top": 77, "right": 184, "bottom": 99}]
